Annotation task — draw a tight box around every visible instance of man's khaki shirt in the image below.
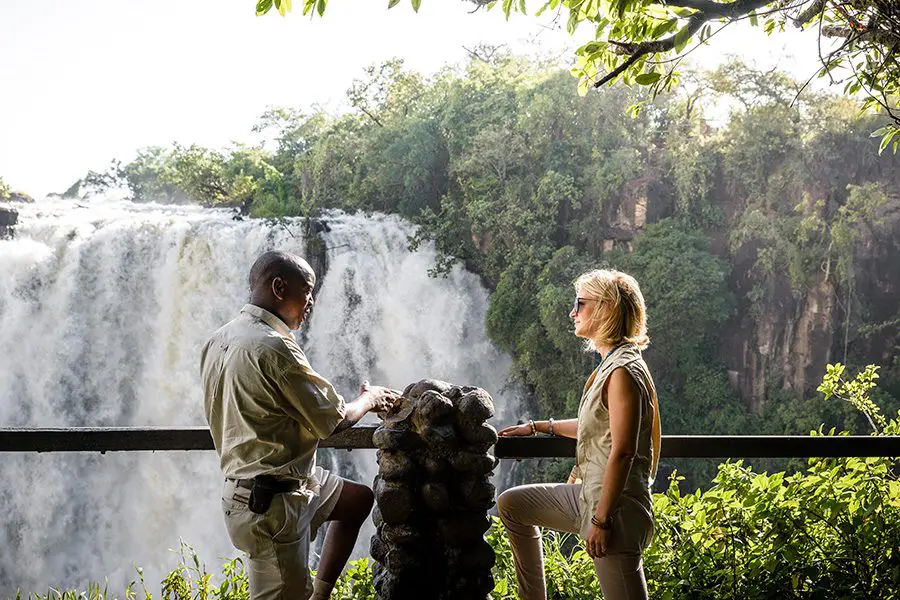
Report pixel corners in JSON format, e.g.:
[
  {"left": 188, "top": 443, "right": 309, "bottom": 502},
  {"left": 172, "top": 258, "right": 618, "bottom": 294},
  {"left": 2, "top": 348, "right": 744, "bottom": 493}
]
[{"left": 201, "top": 304, "right": 346, "bottom": 486}]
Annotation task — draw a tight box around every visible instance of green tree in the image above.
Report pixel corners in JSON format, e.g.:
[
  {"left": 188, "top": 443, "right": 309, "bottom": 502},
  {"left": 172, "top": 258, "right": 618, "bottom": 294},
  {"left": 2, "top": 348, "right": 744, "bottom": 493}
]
[
  {"left": 616, "top": 219, "right": 744, "bottom": 435},
  {"left": 257, "top": 0, "right": 900, "bottom": 149}
]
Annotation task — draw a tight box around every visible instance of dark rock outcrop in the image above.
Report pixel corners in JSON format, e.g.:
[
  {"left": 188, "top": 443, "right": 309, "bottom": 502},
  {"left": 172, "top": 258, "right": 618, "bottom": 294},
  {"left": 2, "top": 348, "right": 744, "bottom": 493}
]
[
  {"left": 6, "top": 191, "right": 34, "bottom": 203},
  {"left": 0, "top": 206, "right": 17, "bottom": 239}
]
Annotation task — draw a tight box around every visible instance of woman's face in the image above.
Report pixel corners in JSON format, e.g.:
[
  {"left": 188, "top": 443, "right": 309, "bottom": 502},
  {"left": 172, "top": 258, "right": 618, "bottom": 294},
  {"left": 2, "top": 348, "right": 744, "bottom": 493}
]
[{"left": 570, "top": 287, "right": 600, "bottom": 339}]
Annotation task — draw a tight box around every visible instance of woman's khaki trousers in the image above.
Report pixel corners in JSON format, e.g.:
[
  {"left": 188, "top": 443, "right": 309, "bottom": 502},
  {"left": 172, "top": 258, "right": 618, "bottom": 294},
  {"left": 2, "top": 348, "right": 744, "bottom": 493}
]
[{"left": 497, "top": 483, "right": 649, "bottom": 600}]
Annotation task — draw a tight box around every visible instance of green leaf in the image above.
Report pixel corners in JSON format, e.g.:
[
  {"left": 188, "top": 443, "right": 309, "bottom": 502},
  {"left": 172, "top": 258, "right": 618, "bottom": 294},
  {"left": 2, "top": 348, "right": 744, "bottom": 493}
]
[
  {"left": 653, "top": 18, "right": 678, "bottom": 37},
  {"left": 878, "top": 129, "right": 898, "bottom": 154},
  {"left": 576, "top": 76, "right": 590, "bottom": 96},
  {"left": 566, "top": 8, "right": 579, "bottom": 35},
  {"left": 316, "top": 0, "right": 326, "bottom": 16},
  {"left": 635, "top": 72, "right": 661, "bottom": 85},
  {"left": 674, "top": 26, "right": 691, "bottom": 53},
  {"left": 411, "top": 0, "right": 421, "bottom": 12},
  {"left": 388, "top": 0, "right": 401, "bottom": 6},
  {"left": 870, "top": 125, "right": 894, "bottom": 138},
  {"left": 256, "top": 0, "right": 274, "bottom": 16}
]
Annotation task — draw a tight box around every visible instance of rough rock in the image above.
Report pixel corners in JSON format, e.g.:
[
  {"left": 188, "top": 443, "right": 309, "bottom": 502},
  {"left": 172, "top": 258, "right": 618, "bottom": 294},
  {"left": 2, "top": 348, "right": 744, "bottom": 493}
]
[
  {"left": 371, "top": 379, "right": 498, "bottom": 600},
  {"left": 0, "top": 206, "right": 17, "bottom": 239}
]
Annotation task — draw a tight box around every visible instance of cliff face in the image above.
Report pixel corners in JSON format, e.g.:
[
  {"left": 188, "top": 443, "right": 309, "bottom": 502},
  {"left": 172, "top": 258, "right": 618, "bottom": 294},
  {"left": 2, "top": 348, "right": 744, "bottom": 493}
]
[
  {"left": 723, "top": 274, "right": 838, "bottom": 411},
  {"left": 723, "top": 174, "right": 900, "bottom": 411},
  {"left": 602, "top": 161, "right": 900, "bottom": 412}
]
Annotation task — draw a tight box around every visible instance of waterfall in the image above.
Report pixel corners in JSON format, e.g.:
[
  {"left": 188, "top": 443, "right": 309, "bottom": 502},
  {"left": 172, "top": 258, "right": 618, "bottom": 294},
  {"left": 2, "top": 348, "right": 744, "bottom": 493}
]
[{"left": 0, "top": 198, "right": 519, "bottom": 595}]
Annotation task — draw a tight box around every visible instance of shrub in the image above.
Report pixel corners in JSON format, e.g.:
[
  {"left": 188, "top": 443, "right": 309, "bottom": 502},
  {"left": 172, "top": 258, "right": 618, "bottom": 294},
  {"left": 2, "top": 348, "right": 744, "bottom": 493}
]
[{"left": 17, "top": 365, "right": 898, "bottom": 599}]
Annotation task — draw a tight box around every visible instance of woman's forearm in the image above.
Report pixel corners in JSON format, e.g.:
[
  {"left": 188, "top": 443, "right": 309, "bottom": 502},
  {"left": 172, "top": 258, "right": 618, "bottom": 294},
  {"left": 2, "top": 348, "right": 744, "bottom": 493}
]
[
  {"left": 532, "top": 417, "right": 578, "bottom": 439},
  {"left": 593, "top": 449, "right": 635, "bottom": 521}
]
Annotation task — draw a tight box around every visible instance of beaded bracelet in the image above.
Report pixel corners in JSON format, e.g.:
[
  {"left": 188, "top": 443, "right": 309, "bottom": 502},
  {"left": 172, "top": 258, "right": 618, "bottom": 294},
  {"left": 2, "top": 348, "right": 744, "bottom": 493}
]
[
  {"left": 528, "top": 419, "right": 537, "bottom": 435},
  {"left": 591, "top": 514, "right": 612, "bottom": 530},
  {"left": 548, "top": 418, "right": 555, "bottom": 436}
]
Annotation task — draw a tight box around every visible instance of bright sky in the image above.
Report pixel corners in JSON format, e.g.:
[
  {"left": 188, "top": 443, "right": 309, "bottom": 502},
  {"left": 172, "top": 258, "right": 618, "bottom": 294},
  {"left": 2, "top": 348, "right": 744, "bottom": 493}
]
[{"left": 1, "top": 0, "right": 823, "bottom": 198}]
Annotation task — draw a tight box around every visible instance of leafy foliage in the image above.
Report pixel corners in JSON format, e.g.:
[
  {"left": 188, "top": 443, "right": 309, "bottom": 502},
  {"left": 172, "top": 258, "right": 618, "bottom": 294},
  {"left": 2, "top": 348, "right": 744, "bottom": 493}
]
[
  {"left": 0, "top": 176, "right": 10, "bottom": 201},
  {"left": 72, "top": 55, "right": 900, "bottom": 489},
  {"left": 255, "top": 0, "right": 900, "bottom": 148}
]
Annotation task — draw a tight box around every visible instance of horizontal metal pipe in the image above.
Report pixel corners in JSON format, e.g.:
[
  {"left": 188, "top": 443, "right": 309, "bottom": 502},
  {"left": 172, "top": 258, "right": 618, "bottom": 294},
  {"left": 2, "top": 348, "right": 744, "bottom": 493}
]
[{"left": 1, "top": 427, "right": 898, "bottom": 459}]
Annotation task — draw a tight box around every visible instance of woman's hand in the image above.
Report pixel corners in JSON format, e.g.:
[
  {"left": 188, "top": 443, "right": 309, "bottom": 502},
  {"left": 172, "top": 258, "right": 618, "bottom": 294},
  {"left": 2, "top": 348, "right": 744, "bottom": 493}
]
[
  {"left": 585, "top": 524, "right": 610, "bottom": 559},
  {"left": 498, "top": 422, "right": 534, "bottom": 437}
]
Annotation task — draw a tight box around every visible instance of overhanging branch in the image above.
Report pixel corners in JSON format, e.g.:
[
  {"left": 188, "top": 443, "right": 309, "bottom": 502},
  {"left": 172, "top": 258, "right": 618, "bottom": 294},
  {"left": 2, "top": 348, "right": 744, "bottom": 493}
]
[
  {"left": 665, "top": 0, "right": 773, "bottom": 18},
  {"left": 594, "top": 0, "right": 772, "bottom": 87},
  {"left": 793, "top": 0, "right": 826, "bottom": 27}
]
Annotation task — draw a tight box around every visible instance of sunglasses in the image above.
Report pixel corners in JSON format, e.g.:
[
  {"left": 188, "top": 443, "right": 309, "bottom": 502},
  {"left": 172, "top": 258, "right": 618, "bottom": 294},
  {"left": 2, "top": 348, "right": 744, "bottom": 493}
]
[{"left": 573, "top": 297, "right": 594, "bottom": 315}]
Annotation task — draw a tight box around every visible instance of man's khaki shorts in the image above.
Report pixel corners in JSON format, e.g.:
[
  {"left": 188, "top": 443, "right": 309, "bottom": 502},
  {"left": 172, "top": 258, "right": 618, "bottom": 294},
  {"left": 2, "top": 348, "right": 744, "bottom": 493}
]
[{"left": 221, "top": 467, "right": 344, "bottom": 600}]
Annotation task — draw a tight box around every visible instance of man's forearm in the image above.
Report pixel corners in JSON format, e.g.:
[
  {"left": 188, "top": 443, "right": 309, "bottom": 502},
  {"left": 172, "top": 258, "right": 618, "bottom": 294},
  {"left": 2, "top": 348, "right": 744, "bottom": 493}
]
[{"left": 332, "top": 396, "right": 374, "bottom": 433}]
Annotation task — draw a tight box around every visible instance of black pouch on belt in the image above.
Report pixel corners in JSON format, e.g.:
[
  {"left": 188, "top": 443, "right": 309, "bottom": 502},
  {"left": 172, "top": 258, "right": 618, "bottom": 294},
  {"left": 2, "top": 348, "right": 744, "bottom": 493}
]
[{"left": 248, "top": 475, "right": 299, "bottom": 514}]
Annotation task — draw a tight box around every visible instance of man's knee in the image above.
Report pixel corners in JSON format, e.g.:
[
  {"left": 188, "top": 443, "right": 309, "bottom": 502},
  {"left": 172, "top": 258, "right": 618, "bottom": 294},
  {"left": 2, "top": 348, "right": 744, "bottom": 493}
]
[
  {"left": 355, "top": 483, "right": 375, "bottom": 514},
  {"left": 333, "top": 481, "right": 374, "bottom": 527}
]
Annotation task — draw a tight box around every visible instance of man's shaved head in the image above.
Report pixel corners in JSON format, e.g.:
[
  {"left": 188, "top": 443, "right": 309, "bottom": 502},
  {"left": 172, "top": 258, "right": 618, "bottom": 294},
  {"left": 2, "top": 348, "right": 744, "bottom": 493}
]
[
  {"left": 249, "top": 251, "right": 315, "bottom": 293},
  {"left": 247, "top": 251, "right": 317, "bottom": 330}
]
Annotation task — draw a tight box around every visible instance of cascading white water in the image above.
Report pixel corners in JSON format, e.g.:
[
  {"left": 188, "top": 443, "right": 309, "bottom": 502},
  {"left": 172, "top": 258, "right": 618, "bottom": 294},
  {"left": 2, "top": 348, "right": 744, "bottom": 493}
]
[{"left": 0, "top": 198, "right": 519, "bottom": 596}]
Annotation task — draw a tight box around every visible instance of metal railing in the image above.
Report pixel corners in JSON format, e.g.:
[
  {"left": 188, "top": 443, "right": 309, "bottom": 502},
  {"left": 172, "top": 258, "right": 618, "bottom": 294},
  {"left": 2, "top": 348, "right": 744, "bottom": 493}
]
[{"left": 2, "top": 426, "right": 899, "bottom": 458}]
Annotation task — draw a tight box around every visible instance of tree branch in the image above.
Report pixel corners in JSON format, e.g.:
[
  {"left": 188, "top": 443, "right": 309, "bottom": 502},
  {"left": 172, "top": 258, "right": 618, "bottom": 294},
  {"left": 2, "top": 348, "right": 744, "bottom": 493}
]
[
  {"left": 594, "top": 0, "right": 771, "bottom": 87},
  {"left": 822, "top": 25, "right": 900, "bottom": 47},
  {"left": 664, "top": 0, "right": 772, "bottom": 18},
  {"left": 793, "top": 0, "right": 826, "bottom": 27}
]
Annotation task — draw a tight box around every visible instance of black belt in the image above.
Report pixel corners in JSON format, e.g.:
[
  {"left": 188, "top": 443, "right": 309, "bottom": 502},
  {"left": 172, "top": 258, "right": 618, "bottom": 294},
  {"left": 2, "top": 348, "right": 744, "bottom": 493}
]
[{"left": 229, "top": 476, "right": 301, "bottom": 494}]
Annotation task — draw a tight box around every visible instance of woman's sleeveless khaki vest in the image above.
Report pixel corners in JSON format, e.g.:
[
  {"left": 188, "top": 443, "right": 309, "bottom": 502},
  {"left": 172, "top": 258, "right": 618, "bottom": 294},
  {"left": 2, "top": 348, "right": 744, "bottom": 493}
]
[{"left": 573, "top": 344, "right": 661, "bottom": 551}]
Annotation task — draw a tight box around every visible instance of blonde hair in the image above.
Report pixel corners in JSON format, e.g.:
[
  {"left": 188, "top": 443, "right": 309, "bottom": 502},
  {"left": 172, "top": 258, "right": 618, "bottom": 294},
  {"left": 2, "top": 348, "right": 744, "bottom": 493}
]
[{"left": 574, "top": 269, "right": 649, "bottom": 352}]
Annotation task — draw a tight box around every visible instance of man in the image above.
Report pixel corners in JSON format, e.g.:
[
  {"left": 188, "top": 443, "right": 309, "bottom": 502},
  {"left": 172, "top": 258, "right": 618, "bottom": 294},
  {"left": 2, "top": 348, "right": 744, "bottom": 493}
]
[{"left": 201, "top": 250, "right": 398, "bottom": 600}]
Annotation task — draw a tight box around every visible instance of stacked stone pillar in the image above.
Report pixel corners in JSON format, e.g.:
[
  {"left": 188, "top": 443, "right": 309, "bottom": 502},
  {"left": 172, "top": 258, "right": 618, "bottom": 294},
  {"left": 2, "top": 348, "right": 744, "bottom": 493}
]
[{"left": 370, "top": 379, "right": 498, "bottom": 600}]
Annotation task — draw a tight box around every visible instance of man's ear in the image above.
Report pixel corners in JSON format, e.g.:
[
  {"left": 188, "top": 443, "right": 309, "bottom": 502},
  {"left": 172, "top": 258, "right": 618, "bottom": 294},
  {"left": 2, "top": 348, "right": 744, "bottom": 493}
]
[{"left": 271, "top": 276, "right": 286, "bottom": 300}]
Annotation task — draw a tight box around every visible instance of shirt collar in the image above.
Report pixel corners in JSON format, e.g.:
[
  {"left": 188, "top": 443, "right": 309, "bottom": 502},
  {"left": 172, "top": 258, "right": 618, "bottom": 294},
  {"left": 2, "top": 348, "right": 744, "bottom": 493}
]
[{"left": 241, "top": 304, "right": 294, "bottom": 337}]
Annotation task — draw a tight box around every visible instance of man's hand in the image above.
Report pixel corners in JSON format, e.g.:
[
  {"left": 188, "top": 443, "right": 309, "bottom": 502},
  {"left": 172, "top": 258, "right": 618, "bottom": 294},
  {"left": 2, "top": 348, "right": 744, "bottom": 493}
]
[
  {"left": 359, "top": 381, "right": 402, "bottom": 413},
  {"left": 332, "top": 382, "right": 400, "bottom": 434}
]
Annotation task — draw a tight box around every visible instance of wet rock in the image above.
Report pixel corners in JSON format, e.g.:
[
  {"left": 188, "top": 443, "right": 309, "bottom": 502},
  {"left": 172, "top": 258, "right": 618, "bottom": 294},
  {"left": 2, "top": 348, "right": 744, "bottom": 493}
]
[
  {"left": 373, "top": 426, "right": 419, "bottom": 451},
  {"left": 0, "top": 207, "right": 17, "bottom": 239},
  {"left": 374, "top": 478, "right": 416, "bottom": 524},
  {"left": 448, "top": 451, "right": 498, "bottom": 475},
  {"left": 6, "top": 192, "right": 33, "bottom": 204},
  {"left": 402, "top": 378, "right": 452, "bottom": 400},
  {"left": 460, "top": 422, "right": 499, "bottom": 446},
  {"left": 377, "top": 451, "right": 419, "bottom": 481}
]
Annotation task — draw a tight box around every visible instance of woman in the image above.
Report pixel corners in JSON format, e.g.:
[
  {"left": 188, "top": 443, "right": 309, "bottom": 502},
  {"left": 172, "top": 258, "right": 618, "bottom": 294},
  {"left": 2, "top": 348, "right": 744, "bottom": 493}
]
[{"left": 497, "top": 269, "right": 661, "bottom": 600}]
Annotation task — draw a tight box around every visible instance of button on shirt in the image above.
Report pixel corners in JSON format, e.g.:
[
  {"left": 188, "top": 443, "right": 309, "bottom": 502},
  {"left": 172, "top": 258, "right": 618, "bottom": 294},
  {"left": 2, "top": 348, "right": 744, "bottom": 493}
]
[{"left": 201, "top": 304, "right": 346, "bottom": 486}]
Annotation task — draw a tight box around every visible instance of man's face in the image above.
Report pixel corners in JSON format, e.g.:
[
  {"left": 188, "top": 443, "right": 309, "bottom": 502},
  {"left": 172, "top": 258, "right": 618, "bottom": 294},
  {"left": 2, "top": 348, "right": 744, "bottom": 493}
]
[{"left": 273, "top": 272, "right": 315, "bottom": 330}]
